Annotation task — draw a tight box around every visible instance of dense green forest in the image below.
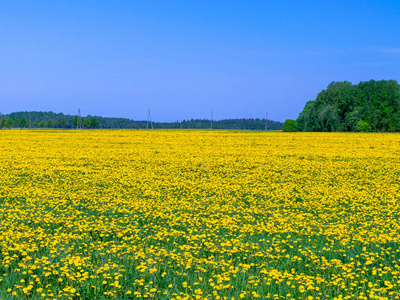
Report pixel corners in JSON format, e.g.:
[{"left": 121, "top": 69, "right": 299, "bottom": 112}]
[
  {"left": 297, "top": 80, "right": 400, "bottom": 132},
  {"left": 0, "top": 111, "right": 282, "bottom": 130}
]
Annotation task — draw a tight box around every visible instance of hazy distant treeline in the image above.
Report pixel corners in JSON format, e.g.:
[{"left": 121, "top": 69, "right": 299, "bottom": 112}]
[
  {"left": 1, "top": 111, "right": 282, "bottom": 130},
  {"left": 156, "top": 118, "right": 282, "bottom": 130}
]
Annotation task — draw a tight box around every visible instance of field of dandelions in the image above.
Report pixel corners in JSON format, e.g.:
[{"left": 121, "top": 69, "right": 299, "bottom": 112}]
[{"left": 0, "top": 130, "right": 399, "bottom": 300}]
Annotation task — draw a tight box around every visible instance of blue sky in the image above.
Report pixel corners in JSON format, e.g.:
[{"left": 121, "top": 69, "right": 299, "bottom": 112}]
[{"left": 1, "top": 1, "right": 399, "bottom": 122}]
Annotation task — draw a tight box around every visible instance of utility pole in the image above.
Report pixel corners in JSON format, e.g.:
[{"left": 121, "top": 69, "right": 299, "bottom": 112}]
[
  {"left": 146, "top": 110, "right": 153, "bottom": 129},
  {"left": 211, "top": 110, "right": 213, "bottom": 130},
  {"left": 77, "top": 108, "right": 83, "bottom": 129},
  {"left": 265, "top": 112, "right": 268, "bottom": 131}
]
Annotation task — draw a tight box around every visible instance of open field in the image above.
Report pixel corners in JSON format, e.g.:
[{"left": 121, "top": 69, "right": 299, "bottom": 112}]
[{"left": 0, "top": 130, "right": 400, "bottom": 300}]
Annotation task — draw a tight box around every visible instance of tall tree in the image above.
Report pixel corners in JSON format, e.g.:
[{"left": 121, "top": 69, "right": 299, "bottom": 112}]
[
  {"left": 19, "top": 117, "right": 28, "bottom": 128},
  {"left": 90, "top": 117, "right": 98, "bottom": 128},
  {"left": 84, "top": 116, "right": 91, "bottom": 128},
  {"left": 296, "top": 100, "right": 315, "bottom": 131},
  {"left": 5, "top": 118, "right": 13, "bottom": 129},
  {"left": 73, "top": 115, "right": 78, "bottom": 128}
]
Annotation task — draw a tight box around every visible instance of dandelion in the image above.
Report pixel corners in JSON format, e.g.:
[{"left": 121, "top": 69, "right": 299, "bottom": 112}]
[{"left": 0, "top": 130, "right": 399, "bottom": 299}]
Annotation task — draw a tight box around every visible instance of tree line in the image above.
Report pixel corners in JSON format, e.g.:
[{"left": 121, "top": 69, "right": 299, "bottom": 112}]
[
  {"left": 295, "top": 79, "right": 400, "bottom": 132},
  {"left": 0, "top": 112, "right": 99, "bottom": 129},
  {"left": 155, "top": 118, "right": 282, "bottom": 130},
  {"left": 1, "top": 111, "right": 282, "bottom": 130}
]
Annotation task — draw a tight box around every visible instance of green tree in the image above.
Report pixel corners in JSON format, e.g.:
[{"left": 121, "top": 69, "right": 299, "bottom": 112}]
[
  {"left": 297, "top": 100, "right": 315, "bottom": 131},
  {"left": 344, "top": 108, "right": 362, "bottom": 132},
  {"left": 84, "top": 116, "right": 91, "bottom": 128},
  {"left": 73, "top": 115, "right": 78, "bottom": 128},
  {"left": 54, "top": 121, "right": 60, "bottom": 128},
  {"left": 282, "top": 119, "right": 298, "bottom": 132},
  {"left": 34, "top": 119, "right": 39, "bottom": 127},
  {"left": 90, "top": 117, "right": 98, "bottom": 128},
  {"left": 14, "top": 118, "right": 20, "bottom": 127},
  {"left": 39, "top": 120, "right": 46, "bottom": 128},
  {"left": 5, "top": 118, "right": 14, "bottom": 129},
  {"left": 19, "top": 117, "right": 28, "bottom": 128},
  {"left": 297, "top": 80, "right": 400, "bottom": 132},
  {"left": 47, "top": 119, "right": 53, "bottom": 127},
  {"left": 61, "top": 118, "right": 67, "bottom": 128}
]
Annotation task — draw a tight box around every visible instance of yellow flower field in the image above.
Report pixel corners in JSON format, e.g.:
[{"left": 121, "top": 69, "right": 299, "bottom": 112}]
[{"left": 0, "top": 130, "right": 399, "bottom": 300}]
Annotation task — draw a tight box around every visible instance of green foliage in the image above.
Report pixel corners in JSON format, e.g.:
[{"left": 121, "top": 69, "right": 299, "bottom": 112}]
[
  {"left": 73, "top": 115, "right": 78, "bottom": 128},
  {"left": 61, "top": 118, "right": 67, "bottom": 128},
  {"left": 39, "top": 120, "right": 46, "bottom": 128},
  {"left": 54, "top": 121, "right": 60, "bottom": 128},
  {"left": 84, "top": 116, "right": 91, "bottom": 128},
  {"left": 357, "top": 120, "right": 372, "bottom": 132},
  {"left": 91, "top": 117, "right": 98, "bottom": 128},
  {"left": 13, "top": 118, "right": 20, "bottom": 127},
  {"left": 47, "top": 119, "right": 53, "bottom": 127},
  {"left": 296, "top": 100, "right": 315, "bottom": 131},
  {"left": 5, "top": 118, "right": 13, "bottom": 129},
  {"left": 282, "top": 119, "right": 298, "bottom": 132},
  {"left": 297, "top": 80, "right": 400, "bottom": 132},
  {"left": 19, "top": 117, "right": 27, "bottom": 128},
  {"left": 163, "top": 118, "right": 282, "bottom": 130}
]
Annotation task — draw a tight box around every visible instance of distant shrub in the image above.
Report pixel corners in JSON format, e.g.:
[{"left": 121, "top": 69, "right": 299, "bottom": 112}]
[
  {"left": 357, "top": 120, "right": 372, "bottom": 132},
  {"left": 282, "top": 119, "right": 298, "bottom": 132}
]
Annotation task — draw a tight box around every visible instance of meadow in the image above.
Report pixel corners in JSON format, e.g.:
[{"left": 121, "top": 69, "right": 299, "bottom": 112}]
[{"left": 0, "top": 130, "right": 399, "bottom": 300}]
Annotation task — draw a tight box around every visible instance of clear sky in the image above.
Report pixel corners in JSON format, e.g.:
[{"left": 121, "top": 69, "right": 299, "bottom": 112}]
[{"left": 1, "top": 1, "right": 400, "bottom": 122}]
